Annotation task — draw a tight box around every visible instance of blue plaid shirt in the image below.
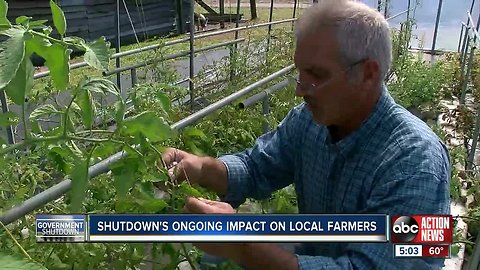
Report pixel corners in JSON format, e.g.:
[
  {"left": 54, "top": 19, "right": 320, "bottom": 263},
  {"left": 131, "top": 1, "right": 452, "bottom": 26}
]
[{"left": 218, "top": 87, "right": 451, "bottom": 270}]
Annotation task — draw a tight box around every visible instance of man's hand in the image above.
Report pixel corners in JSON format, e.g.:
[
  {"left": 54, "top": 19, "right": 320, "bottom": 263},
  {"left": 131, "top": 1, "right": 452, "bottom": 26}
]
[
  {"left": 184, "top": 197, "right": 235, "bottom": 214},
  {"left": 159, "top": 148, "right": 229, "bottom": 195},
  {"left": 183, "top": 197, "right": 298, "bottom": 270},
  {"left": 161, "top": 148, "right": 204, "bottom": 185},
  {"left": 183, "top": 197, "right": 244, "bottom": 262}
]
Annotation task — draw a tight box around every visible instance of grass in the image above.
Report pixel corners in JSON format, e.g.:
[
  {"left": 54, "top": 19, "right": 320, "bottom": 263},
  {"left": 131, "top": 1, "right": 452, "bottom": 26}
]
[{"left": 30, "top": 6, "right": 303, "bottom": 101}]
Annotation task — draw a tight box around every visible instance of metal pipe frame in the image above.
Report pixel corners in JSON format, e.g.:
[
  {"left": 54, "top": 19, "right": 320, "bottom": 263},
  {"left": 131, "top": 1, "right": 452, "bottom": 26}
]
[
  {"left": 467, "top": 231, "right": 480, "bottom": 270},
  {"left": 467, "top": 102, "right": 480, "bottom": 171},
  {"left": 387, "top": 9, "right": 410, "bottom": 21},
  {"left": 103, "top": 38, "right": 245, "bottom": 76},
  {"left": 467, "top": 12, "right": 480, "bottom": 43},
  {"left": 262, "top": 97, "right": 270, "bottom": 133},
  {"left": 172, "top": 65, "right": 295, "bottom": 130},
  {"left": 189, "top": 0, "right": 195, "bottom": 110},
  {"left": 0, "top": 65, "right": 294, "bottom": 226},
  {"left": 173, "top": 77, "right": 189, "bottom": 86},
  {"left": 292, "top": 0, "right": 298, "bottom": 31},
  {"left": 230, "top": 0, "right": 241, "bottom": 82},
  {"left": 0, "top": 89, "right": 15, "bottom": 144},
  {"left": 266, "top": 0, "right": 274, "bottom": 54},
  {"left": 460, "top": 45, "right": 476, "bottom": 104},
  {"left": 460, "top": 26, "right": 471, "bottom": 66},
  {"left": 238, "top": 79, "right": 290, "bottom": 108},
  {"left": 458, "top": 24, "right": 465, "bottom": 52},
  {"left": 115, "top": 0, "right": 122, "bottom": 90},
  {"left": 431, "top": 0, "right": 443, "bottom": 56},
  {"left": 33, "top": 19, "right": 296, "bottom": 80}
]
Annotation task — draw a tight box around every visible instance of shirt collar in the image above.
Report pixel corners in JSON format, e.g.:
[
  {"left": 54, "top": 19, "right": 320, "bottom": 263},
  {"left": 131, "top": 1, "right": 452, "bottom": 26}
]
[{"left": 325, "top": 85, "right": 394, "bottom": 156}]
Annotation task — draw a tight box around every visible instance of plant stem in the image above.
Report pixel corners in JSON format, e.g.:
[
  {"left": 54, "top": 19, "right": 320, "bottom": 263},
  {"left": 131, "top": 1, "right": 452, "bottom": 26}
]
[
  {"left": 30, "top": 30, "right": 70, "bottom": 47},
  {"left": 74, "top": 130, "right": 115, "bottom": 136},
  {"left": 453, "top": 216, "right": 480, "bottom": 222},
  {"left": 44, "top": 247, "right": 55, "bottom": 264},
  {"left": 0, "top": 135, "right": 63, "bottom": 156},
  {"left": 67, "top": 135, "right": 110, "bottom": 143},
  {"left": 180, "top": 243, "right": 197, "bottom": 270},
  {"left": 0, "top": 221, "right": 31, "bottom": 260},
  {"left": 22, "top": 102, "right": 28, "bottom": 140},
  {"left": 454, "top": 239, "right": 476, "bottom": 246},
  {"left": 63, "top": 92, "right": 78, "bottom": 137}
]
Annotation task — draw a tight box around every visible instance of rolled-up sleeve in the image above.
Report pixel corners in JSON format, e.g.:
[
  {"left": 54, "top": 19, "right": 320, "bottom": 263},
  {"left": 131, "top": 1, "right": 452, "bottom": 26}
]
[{"left": 218, "top": 107, "right": 301, "bottom": 207}]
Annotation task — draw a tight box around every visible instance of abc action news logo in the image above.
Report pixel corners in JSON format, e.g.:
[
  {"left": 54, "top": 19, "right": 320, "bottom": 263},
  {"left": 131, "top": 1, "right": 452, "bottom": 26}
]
[{"left": 391, "top": 215, "right": 453, "bottom": 244}]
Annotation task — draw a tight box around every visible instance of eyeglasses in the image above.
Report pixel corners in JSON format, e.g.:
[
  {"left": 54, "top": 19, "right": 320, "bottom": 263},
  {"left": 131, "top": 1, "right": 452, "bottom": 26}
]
[{"left": 291, "top": 58, "right": 368, "bottom": 93}]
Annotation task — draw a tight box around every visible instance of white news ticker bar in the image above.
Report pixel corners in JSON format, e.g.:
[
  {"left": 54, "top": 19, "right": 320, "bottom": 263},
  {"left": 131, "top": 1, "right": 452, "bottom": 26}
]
[
  {"left": 394, "top": 244, "right": 423, "bottom": 257},
  {"left": 89, "top": 235, "right": 386, "bottom": 242}
]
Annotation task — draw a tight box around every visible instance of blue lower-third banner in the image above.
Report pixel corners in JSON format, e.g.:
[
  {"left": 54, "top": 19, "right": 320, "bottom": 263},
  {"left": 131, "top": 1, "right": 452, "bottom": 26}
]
[{"left": 84, "top": 214, "right": 388, "bottom": 242}]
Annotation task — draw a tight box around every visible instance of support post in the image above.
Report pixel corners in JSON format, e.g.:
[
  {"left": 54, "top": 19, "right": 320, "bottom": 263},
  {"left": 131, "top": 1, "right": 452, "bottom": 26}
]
[
  {"left": 176, "top": 0, "right": 185, "bottom": 34},
  {"left": 230, "top": 0, "right": 241, "bottom": 82},
  {"left": 460, "top": 46, "right": 476, "bottom": 104},
  {"left": 189, "top": 0, "right": 195, "bottom": 110},
  {"left": 292, "top": 0, "right": 298, "bottom": 31},
  {"left": 250, "top": 0, "right": 257, "bottom": 20},
  {"left": 220, "top": 0, "right": 225, "bottom": 28},
  {"left": 467, "top": 102, "right": 480, "bottom": 171},
  {"left": 266, "top": 0, "right": 274, "bottom": 55},
  {"left": 0, "top": 89, "right": 14, "bottom": 144},
  {"left": 431, "top": 0, "right": 443, "bottom": 57},
  {"left": 262, "top": 97, "right": 270, "bottom": 133},
  {"left": 115, "top": 0, "right": 122, "bottom": 91},
  {"left": 131, "top": 68, "right": 137, "bottom": 90},
  {"left": 458, "top": 24, "right": 465, "bottom": 53}
]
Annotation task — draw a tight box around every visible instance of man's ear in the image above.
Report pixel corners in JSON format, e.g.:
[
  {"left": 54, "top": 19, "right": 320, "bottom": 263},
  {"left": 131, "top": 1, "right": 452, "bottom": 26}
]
[{"left": 361, "top": 59, "right": 380, "bottom": 89}]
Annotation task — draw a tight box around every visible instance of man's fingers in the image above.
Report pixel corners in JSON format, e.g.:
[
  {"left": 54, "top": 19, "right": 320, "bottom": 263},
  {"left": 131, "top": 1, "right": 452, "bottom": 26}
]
[
  {"left": 162, "top": 148, "right": 184, "bottom": 167},
  {"left": 185, "top": 197, "right": 214, "bottom": 214},
  {"left": 161, "top": 148, "right": 176, "bottom": 166}
]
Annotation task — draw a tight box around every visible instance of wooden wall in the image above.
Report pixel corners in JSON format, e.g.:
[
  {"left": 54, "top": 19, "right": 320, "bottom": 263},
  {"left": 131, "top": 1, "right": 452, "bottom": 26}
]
[{"left": 6, "top": 0, "right": 191, "bottom": 46}]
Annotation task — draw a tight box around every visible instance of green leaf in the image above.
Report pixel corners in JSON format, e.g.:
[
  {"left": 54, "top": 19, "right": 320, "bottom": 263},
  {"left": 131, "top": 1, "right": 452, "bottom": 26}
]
[
  {"left": 122, "top": 112, "right": 172, "bottom": 142},
  {"left": 0, "top": 0, "right": 10, "bottom": 27},
  {"left": 30, "top": 119, "right": 42, "bottom": 133},
  {"left": 63, "top": 36, "right": 85, "bottom": 44},
  {"left": 139, "top": 198, "right": 168, "bottom": 212},
  {"left": 4, "top": 53, "right": 34, "bottom": 105},
  {"left": 156, "top": 91, "right": 171, "bottom": 112},
  {"left": 15, "top": 16, "right": 31, "bottom": 25},
  {"left": 25, "top": 35, "right": 50, "bottom": 57},
  {"left": 43, "top": 44, "right": 70, "bottom": 90},
  {"left": 183, "top": 127, "right": 206, "bottom": 139},
  {"left": 83, "top": 37, "right": 111, "bottom": 71},
  {"left": 451, "top": 244, "right": 459, "bottom": 256},
  {"left": 114, "top": 100, "right": 125, "bottom": 126},
  {"left": 0, "top": 27, "right": 27, "bottom": 89},
  {"left": 111, "top": 157, "right": 139, "bottom": 198},
  {"left": 27, "top": 37, "right": 70, "bottom": 90},
  {"left": 0, "top": 252, "right": 48, "bottom": 270},
  {"left": 29, "top": 104, "right": 60, "bottom": 119},
  {"left": 49, "top": 0, "right": 66, "bottom": 36},
  {"left": 69, "top": 157, "right": 89, "bottom": 212},
  {"left": 92, "top": 142, "right": 117, "bottom": 159},
  {"left": 29, "top": 20, "right": 48, "bottom": 27},
  {"left": 77, "top": 77, "right": 120, "bottom": 98},
  {"left": 0, "top": 111, "right": 18, "bottom": 127},
  {"left": 178, "top": 182, "right": 202, "bottom": 197},
  {"left": 77, "top": 89, "right": 95, "bottom": 129}
]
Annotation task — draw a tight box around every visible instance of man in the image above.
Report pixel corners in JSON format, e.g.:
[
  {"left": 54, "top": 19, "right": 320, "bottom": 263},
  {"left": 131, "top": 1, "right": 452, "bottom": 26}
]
[{"left": 162, "top": 1, "right": 451, "bottom": 269}]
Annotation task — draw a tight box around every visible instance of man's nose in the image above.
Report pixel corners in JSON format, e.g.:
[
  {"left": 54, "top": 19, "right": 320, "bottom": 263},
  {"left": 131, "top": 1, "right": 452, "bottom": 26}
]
[{"left": 295, "top": 83, "right": 307, "bottom": 97}]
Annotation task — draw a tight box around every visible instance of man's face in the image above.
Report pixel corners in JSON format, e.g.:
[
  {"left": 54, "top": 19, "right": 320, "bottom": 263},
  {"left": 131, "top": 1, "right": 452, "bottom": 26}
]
[{"left": 293, "top": 28, "right": 363, "bottom": 126}]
